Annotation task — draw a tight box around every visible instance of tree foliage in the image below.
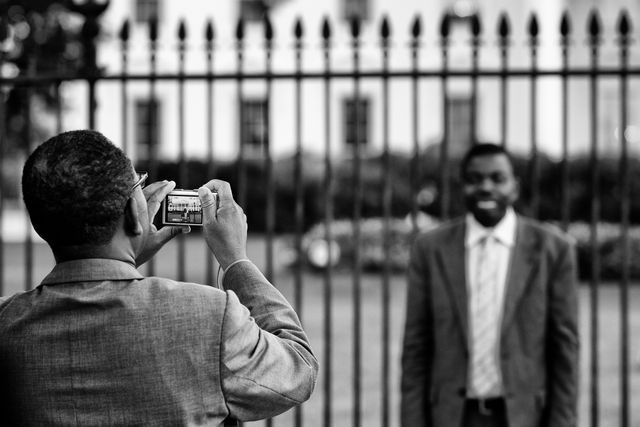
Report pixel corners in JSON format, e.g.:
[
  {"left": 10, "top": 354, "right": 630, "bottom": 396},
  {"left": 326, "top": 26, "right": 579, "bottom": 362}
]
[{"left": 1, "top": 0, "right": 84, "bottom": 155}]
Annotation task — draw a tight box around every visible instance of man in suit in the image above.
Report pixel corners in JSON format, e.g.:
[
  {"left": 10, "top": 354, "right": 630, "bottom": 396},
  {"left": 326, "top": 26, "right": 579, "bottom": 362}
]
[
  {"left": 401, "top": 143, "right": 579, "bottom": 427},
  {"left": 0, "top": 130, "right": 318, "bottom": 425}
]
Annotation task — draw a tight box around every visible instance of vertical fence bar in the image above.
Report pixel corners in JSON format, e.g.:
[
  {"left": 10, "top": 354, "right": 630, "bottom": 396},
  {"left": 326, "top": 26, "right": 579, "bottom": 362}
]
[
  {"left": 349, "top": 17, "right": 363, "bottom": 427},
  {"left": 177, "top": 20, "right": 187, "bottom": 282},
  {"left": 235, "top": 19, "right": 247, "bottom": 209},
  {"left": 587, "top": 11, "right": 601, "bottom": 427},
  {"left": 69, "top": 1, "right": 109, "bottom": 130},
  {"left": 439, "top": 15, "right": 450, "bottom": 220},
  {"left": 205, "top": 20, "right": 217, "bottom": 287},
  {"left": 234, "top": 19, "right": 245, "bottom": 427},
  {"left": 498, "top": 13, "right": 510, "bottom": 147},
  {"left": 0, "top": 13, "right": 7, "bottom": 296},
  {"left": 263, "top": 15, "right": 274, "bottom": 285},
  {"left": 264, "top": 17, "right": 275, "bottom": 426},
  {"left": 617, "top": 11, "right": 631, "bottom": 427},
  {"left": 470, "top": 15, "right": 481, "bottom": 145},
  {"left": 23, "top": 87, "right": 33, "bottom": 291},
  {"left": 321, "top": 18, "right": 333, "bottom": 427},
  {"left": 409, "top": 16, "right": 421, "bottom": 230},
  {"left": 120, "top": 20, "right": 129, "bottom": 158},
  {"left": 0, "top": 20, "right": 5, "bottom": 296},
  {"left": 560, "top": 13, "right": 571, "bottom": 231},
  {"left": 528, "top": 14, "right": 540, "bottom": 218},
  {"left": 147, "top": 17, "right": 159, "bottom": 276},
  {"left": 293, "top": 16, "right": 304, "bottom": 427},
  {"left": 23, "top": 49, "right": 35, "bottom": 291},
  {"left": 379, "top": 16, "right": 391, "bottom": 427}
]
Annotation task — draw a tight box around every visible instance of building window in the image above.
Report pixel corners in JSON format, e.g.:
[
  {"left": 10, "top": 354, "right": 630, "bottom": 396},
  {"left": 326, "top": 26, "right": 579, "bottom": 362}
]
[
  {"left": 135, "top": 0, "right": 160, "bottom": 23},
  {"left": 240, "top": 0, "right": 268, "bottom": 22},
  {"left": 344, "top": 97, "right": 369, "bottom": 146},
  {"left": 135, "top": 99, "right": 161, "bottom": 160},
  {"left": 343, "top": 0, "right": 370, "bottom": 22},
  {"left": 240, "top": 98, "right": 268, "bottom": 153}
]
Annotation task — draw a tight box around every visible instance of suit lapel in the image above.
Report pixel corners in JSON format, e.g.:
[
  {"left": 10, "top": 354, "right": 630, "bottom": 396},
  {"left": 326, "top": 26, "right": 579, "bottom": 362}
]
[
  {"left": 501, "top": 218, "right": 539, "bottom": 334},
  {"left": 436, "top": 222, "right": 469, "bottom": 344}
]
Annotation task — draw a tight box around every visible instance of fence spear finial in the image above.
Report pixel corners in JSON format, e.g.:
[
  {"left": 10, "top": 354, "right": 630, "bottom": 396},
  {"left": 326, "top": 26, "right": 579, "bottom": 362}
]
[
  {"left": 294, "top": 16, "right": 303, "bottom": 40},
  {"left": 149, "top": 15, "right": 158, "bottom": 42},
  {"left": 178, "top": 19, "right": 186, "bottom": 41},
  {"left": 264, "top": 14, "right": 273, "bottom": 42},
  {"left": 588, "top": 9, "right": 601, "bottom": 42},
  {"left": 618, "top": 9, "right": 631, "bottom": 39},
  {"left": 380, "top": 14, "right": 390, "bottom": 41},
  {"left": 119, "top": 19, "right": 129, "bottom": 42},
  {"left": 235, "top": 17, "right": 244, "bottom": 41},
  {"left": 560, "top": 11, "right": 571, "bottom": 38},
  {"left": 528, "top": 13, "right": 539, "bottom": 40},
  {"left": 498, "top": 12, "right": 510, "bottom": 40},
  {"left": 205, "top": 19, "right": 214, "bottom": 42},
  {"left": 471, "top": 13, "right": 481, "bottom": 37},
  {"left": 440, "top": 13, "right": 450, "bottom": 39},
  {"left": 321, "top": 16, "right": 331, "bottom": 41},
  {"left": 350, "top": 16, "right": 361, "bottom": 39},
  {"left": 411, "top": 14, "right": 422, "bottom": 39}
]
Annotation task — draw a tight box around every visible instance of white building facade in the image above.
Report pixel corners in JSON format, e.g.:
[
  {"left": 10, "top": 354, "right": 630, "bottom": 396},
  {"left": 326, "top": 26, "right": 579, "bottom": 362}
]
[{"left": 58, "top": 0, "right": 640, "bottom": 162}]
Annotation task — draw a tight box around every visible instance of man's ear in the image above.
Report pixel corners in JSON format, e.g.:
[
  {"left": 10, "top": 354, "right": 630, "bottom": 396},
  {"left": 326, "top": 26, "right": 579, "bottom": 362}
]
[{"left": 124, "top": 197, "right": 143, "bottom": 236}]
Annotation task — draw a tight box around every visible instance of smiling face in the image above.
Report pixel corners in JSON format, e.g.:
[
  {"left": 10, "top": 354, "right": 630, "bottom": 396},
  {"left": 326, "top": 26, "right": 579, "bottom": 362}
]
[{"left": 462, "top": 152, "right": 519, "bottom": 227}]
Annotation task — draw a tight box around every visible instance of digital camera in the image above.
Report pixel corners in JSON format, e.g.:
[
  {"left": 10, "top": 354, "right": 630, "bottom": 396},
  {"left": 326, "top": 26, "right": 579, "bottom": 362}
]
[{"left": 162, "top": 189, "right": 214, "bottom": 227}]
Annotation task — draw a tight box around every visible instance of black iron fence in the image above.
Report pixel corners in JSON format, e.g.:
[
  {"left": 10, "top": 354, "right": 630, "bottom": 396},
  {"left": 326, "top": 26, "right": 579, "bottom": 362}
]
[{"left": 0, "top": 5, "right": 639, "bottom": 427}]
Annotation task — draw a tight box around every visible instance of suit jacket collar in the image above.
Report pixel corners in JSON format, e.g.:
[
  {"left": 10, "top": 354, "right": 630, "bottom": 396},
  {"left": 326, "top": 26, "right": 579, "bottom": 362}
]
[
  {"left": 41, "top": 259, "right": 144, "bottom": 285},
  {"left": 437, "top": 215, "right": 539, "bottom": 345}
]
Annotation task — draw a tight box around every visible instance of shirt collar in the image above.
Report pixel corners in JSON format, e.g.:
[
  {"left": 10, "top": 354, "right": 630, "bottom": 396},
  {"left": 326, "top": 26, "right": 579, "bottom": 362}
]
[
  {"left": 41, "top": 258, "right": 144, "bottom": 285},
  {"left": 465, "top": 208, "right": 517, "bottom": 248}
]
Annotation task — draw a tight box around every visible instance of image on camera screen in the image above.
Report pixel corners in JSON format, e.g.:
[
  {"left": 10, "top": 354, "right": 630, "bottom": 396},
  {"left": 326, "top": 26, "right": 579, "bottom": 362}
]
[{"left": 164, "top": 192, "right": 203, "bottom": 225}]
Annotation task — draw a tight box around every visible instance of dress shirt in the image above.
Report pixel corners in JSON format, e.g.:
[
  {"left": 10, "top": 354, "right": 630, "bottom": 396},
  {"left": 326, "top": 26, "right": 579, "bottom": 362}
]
[
  {"left": 465, "top": 208, "right": 516, "bottom": 398},
  {"left": 0, "top": 258, "right": 318, "bottom": 425}
]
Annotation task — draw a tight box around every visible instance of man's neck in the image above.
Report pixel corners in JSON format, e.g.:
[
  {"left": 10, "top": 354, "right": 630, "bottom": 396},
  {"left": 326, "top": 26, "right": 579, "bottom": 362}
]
[{"left": 52, "top": 239, "right": 136, "bottom": 267}]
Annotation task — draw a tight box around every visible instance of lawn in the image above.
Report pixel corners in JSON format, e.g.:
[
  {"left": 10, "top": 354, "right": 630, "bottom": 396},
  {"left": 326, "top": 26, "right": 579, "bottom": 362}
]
[{"left": 1, "top": 234, "right": 639, "bottom": 427}]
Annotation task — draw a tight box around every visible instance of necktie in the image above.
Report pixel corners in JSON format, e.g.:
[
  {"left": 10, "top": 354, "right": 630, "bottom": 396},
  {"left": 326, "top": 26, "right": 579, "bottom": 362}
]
[{"left": 470, "top": 235, "right": 501, "bottom": 396}]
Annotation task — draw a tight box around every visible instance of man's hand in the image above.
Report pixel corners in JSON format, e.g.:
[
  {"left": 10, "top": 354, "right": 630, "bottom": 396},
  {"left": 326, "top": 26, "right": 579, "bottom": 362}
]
[
  {"left": 198, "top": 180, "right": 248, "bottom": 270},
  {"left": 136, "top": 180, "right": 190, "bottom": 266}
]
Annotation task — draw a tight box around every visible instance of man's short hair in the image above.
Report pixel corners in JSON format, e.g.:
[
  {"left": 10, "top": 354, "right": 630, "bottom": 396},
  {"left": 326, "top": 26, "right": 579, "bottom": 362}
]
[
  {"left": 22, "top": 130, "right": 134, "bottom": 247},
  {"left": 460, "top": 143, "right": 515, "bottom": 179}
]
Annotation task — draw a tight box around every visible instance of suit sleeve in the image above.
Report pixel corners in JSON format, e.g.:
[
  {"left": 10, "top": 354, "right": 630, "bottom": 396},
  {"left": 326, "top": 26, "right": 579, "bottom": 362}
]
[
  {"left": 401, "top": 238, "right": 433, "bottom": 427},
  {"left": 219, "top": 261, "right": 318, "bottom": 422},
  {"left": 547, "top": 239, "right": 580, "bottom": 427}
]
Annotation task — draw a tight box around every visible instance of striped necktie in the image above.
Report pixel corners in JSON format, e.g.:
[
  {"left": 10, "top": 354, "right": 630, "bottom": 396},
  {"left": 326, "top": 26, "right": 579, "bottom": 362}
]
[{"left": 470, "top": 234, "right": 501, "bottom": 396}]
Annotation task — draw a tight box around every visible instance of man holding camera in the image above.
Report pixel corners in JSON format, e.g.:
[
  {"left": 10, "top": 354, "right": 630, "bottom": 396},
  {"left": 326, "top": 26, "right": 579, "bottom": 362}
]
[{"left": 0, "top": 130, "right": 318, "bottom": 425}]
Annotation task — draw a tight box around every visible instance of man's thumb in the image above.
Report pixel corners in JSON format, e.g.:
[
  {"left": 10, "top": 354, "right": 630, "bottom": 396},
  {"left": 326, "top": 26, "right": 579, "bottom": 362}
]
[{"left": 198, "top": 186, "right": 217, "bottom": 220}]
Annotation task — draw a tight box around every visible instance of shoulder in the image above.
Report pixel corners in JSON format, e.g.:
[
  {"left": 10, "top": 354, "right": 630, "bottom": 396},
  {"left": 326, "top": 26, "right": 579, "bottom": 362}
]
[
  {"left": 136, "top": 277, "right": 228, "bottom": 310},
  {"left": 413, "top": 217, "right": 465, "bottom": 247},
  {"left": 517, "top": 216, "right": 575, "bottom": 248}
]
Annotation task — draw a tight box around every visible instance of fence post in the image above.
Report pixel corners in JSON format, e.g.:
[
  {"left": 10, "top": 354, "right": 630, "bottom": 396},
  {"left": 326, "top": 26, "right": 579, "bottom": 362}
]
[
  {"left": 0, "top": 11, "right": 7, "bottom": 297},
  {"left": 617, "top": 11, "right": 631, "bottom": 427},
  {"left": 321, "top": 17, "right": 334, "bottom": 427},
  {"left": 587, "top": 9, "right": 602, "bottom": 427}
]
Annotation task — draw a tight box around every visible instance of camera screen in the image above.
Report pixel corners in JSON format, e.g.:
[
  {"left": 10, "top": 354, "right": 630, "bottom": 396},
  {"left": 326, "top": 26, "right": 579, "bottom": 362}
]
[{"left": 163, "top": 192, "right": 203, "bottom": 226}]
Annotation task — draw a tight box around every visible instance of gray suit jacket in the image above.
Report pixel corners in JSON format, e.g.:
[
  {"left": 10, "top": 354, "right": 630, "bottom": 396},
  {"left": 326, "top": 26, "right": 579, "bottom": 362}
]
[
  {"left": 0, "top": 258, "right": 318, "bottom": 426},
  {"left": 401, "top": 216, "right": 579, "bottom": 427}
]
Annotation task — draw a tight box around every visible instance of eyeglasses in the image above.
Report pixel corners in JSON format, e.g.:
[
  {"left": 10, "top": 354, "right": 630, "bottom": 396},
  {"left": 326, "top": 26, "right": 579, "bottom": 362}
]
[{"left": 131, "top": 171, "right": 148, "bottom": 192}]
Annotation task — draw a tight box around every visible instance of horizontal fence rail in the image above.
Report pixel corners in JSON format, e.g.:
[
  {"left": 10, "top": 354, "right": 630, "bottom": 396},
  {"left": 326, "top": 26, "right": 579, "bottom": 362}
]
[{"left": 1, "top": 6, "right": 639, "bottom": 427}]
